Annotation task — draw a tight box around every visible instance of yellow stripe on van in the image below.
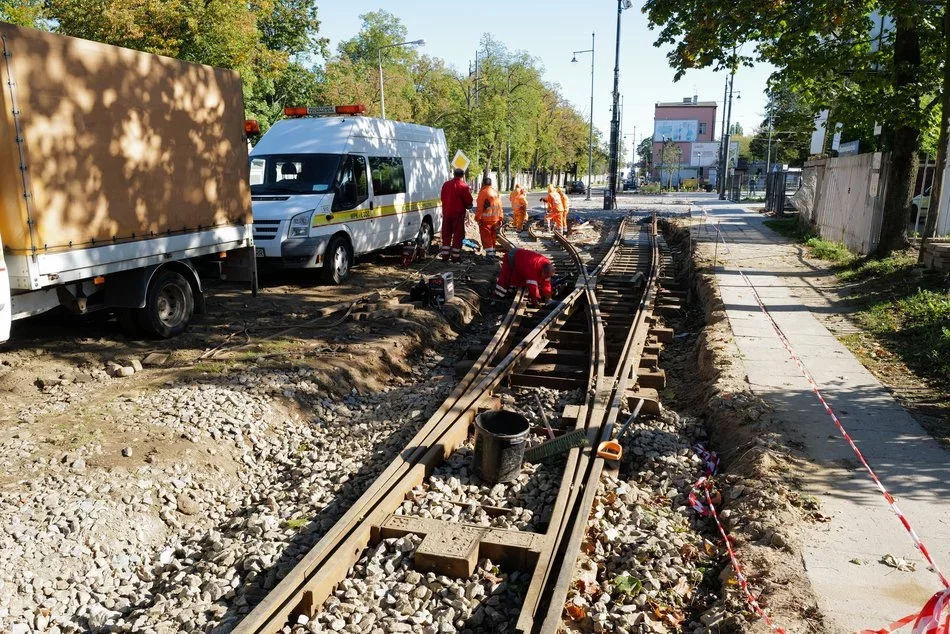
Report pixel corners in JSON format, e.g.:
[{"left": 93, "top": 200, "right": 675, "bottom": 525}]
[{"left": 311, "top": 198, "right": 441, "bottom": 228}]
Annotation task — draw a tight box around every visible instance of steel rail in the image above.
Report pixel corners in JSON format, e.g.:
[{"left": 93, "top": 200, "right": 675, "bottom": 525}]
[
  {"left": 534, "top": 216, "right": 662, "bottom": 634},
  {"left": 233, "top": 221, "right": 604, "bottom": 634}
]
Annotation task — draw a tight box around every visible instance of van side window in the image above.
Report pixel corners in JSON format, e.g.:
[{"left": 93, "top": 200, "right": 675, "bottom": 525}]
[
  {"left": 369, "top": 157, "right": 407, "bottom": 196},
  {"left": 333, "top": 155, "right": 368, "bottom": 211}
]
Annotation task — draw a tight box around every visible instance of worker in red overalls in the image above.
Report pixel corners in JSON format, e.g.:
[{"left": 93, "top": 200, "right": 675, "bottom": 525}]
[
  {"left": 494, "top": 248, "right": 555, "bottom": 307},
  {"left": 475, "top": 177, "right": 504, "bottom": 259},
  {"left": 440, "top": 168, "right": 473, "bottom": 262}
]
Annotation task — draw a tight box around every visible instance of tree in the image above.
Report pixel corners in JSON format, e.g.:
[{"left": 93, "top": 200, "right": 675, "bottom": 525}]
[
  {"left": 638, "top": 136, "right": 654, "bottom": 171},
  {"left": 641, "top": 0, "right": 945, "bottom": 256},
  {"left": 729, "top": 122, "right": 744, "bottom": 136},
  {"left": 660, "top": 140, "right": 683, "bottom": 189},
  {"left": 748, "top": 82, "right": 813, "bottom": 166}
]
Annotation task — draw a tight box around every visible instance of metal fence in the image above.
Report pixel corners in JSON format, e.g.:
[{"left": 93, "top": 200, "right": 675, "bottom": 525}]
[{"left": 765, "top": 171, "right": 802, "bottom": 216}]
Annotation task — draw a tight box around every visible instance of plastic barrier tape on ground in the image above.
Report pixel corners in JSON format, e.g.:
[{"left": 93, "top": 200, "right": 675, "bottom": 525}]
[
  {"left": 690, "top": 444, "right": 788, "bottom": 634},
  {"left": 707, "top": 222, "right": 950, "bottom": 634}
]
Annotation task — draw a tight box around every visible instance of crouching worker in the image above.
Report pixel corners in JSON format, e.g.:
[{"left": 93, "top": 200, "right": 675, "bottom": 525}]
[{"left": 493, "top": 248, "right": 555, "bottom": 307}]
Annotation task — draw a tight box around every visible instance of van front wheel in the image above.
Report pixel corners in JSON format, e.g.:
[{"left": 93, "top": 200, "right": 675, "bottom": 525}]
[
  {"left": 417, "top": 219, "right": 434, "bottom": 256},
  {"left": 323, "top": 236, "right": 352, "bottom": 285}
]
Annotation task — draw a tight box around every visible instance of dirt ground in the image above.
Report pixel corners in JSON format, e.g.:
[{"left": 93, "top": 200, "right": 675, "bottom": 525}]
[
  {"left": 660, "top": 221, "right": 828, "bottom": 634},
  {"left": 0, "top": 244, "right": 501, "bottom": 489}
]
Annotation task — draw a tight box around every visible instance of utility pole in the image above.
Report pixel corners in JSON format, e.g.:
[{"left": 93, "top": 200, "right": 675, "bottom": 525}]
[
  {"left": 606, "top": 1, "right": 630, "bottom": 209},
  {"left": 506, "top": 68, "right": 511, "bottom": 191},
  {"left": 764, "top": 91, "right": 774, "bottom": 179},
  {"left": 571, "top": 33, "right": 596, "bottom": 200},
  {"left": 719, "top": 70, "right": 735, "bottom": 200},
  {"left": 718, "top": 76, "right": 729, "bottom": 196}
]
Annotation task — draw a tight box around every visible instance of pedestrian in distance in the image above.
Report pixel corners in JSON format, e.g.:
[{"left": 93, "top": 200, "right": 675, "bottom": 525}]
[
  {"left": 541, "top": 184, "right": 563, "bottom": 233},
  {"left": 475, "top": 177, "right": 504, "bottom": 261},
  {"left": 440, "top": 168, "right": 473, "bottom": 263},
  {"left": 493, "top": 247, "right": 555, "bottom": 308},
  {"left": 556, "top": 186, "right": 569, "bottom": 234},
  {"left": 510, "top": 183, "right": 528, "bottom": 232}
]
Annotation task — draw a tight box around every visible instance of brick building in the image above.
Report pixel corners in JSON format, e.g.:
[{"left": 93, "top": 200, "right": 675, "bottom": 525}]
[{"left": 652, "top": 96, "right": 718, "bottom": 186}]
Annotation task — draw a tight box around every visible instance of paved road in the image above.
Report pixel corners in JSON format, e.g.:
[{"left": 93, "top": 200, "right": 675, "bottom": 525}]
[{"left": 691, "top": 197, "right": 950, "bottom": 634}]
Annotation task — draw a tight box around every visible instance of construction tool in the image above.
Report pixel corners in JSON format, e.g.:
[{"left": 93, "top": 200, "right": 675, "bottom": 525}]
[
  {"left": 534, "top": 394, "right": 555, "bottom": 440},
  {"left": 524, "top": 429, "right": 588, "bottom": 463},
  {"left": 596, "top": 398, "right": 645, "bottom": 461}
]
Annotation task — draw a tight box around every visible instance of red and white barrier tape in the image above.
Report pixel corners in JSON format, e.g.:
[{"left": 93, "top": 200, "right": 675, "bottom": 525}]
[
  {"left": 705, "top": 220, "right": 950, "bottom": 634},
  {"left": 690, "top": 444, "right": 788, "bottom": 634}
]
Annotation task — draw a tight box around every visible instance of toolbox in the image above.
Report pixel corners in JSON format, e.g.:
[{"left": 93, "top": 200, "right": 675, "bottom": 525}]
[{"left": 427, "top": 272, "right": 455, "bottom": 305}]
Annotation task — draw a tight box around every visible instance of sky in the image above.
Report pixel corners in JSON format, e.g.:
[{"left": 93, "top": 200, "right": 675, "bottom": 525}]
[{"left": 315, "top": 1, "right": 776, "bottom": 160}]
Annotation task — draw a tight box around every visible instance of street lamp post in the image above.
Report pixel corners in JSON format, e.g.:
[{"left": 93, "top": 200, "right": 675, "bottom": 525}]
[
  {"left": 377, "top": 39, "right": 425, "bottom": 120},
  {"left": 572, "top": 32, "right": 595, "bottom": 201},
  {"left": 606, "top": 0, "right": 633, "bottom": 210}
]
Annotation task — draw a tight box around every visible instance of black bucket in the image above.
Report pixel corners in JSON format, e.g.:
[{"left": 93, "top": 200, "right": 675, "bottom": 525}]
[{"left": 473, "top": 410, "right": 530, "bottom": 485}]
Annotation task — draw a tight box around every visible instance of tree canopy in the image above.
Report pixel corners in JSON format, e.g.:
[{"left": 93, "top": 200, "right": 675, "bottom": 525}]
[
  {"left": 0, "top": 3, "right": 601, "bottom": 188},
  {"left": 641, "top": 0, "right": 947, "bottom": 254}
]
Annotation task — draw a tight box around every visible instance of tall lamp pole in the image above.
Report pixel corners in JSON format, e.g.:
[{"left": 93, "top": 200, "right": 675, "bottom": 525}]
[
  {"left": 606, "top": 0, "right": 633, "bottom": 210},
  {"left": 377, "top": 39, "right": 425, "bottom": 120},
  {"left": 572, "top": 32, "right": 595, "bottom": 201}
]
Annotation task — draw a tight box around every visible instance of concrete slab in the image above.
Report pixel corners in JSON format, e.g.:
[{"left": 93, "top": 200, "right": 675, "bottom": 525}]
[{"left": 693, "top": 204, "right": 950, "bottom": 634}]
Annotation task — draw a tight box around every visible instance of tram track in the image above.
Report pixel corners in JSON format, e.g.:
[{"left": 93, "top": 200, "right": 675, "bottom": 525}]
[{"left": 233, "top": 215, "right": 669, "bottom": 634}]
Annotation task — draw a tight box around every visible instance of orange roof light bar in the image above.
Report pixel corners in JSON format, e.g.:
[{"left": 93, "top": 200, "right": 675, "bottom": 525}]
[
  {"left": 244, "top": 119, "right": 261, "bottom": 134},
  {"left": 283, "top": 104, "right": 367, "bottom": 118}
]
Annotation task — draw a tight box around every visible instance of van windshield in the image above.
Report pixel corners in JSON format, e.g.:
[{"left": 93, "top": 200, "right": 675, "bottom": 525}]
[{"left": 249, "top": 154, "right": 341, "bottom": 195}]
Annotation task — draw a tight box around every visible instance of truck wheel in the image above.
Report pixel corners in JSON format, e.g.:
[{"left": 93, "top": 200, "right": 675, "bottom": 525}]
[
  {"left": 138, "top": 270, "right": 195, "bottom": 338},
  {"left": 322, "top": 235, "right": 352, "bottom": 285},
  {"left": 417, "top": 219, "right": 434, "bottom": 256}
]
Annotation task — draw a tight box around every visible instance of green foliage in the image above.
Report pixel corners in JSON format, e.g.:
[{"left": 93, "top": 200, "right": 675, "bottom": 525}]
[
  {"left": 763, "top": 217, "right": 817, "bottom": 242},
  {"left": 638, "top": 135, "right": 654, "bottom": 168},
  {"left": 26, "top": 2, "right": 603, "bottom": 182},
  {"left": 641, "top": 0, "right": 945, "bottom": 254},
  {"left": 0, "top": 0, "right": 44, "bottom": 26},
  {"left": 612, "top": 574, "right": 643, "bottom": 597},
  {"left": 285, "top": 517, "right": 309, "bottom": 529},
  {"left": 805, "top": 237, "right": 854, "bottom": 263},
  {"left": 749, "top": 83, "right": 815, "bottom": 166},
  {"left": 837, "top": 251, "right": 918, "bottom": 283},
  {"left": 850, "top": 270, "right": 950, "bottom": 380}
]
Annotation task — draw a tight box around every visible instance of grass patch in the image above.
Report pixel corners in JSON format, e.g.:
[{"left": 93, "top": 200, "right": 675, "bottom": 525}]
[
  {"left": 805, "top": 237, "right": 854, "bottom": 263},
  {"left": 285, "top": 517, "right": 309, "bottom": 530},
  {"left": 763, "top": 216, "right": 816, "bottom": 242},
  {"left": 857, "top": 288, "right": 950, "bottom": 379},
  {"left": 837, "top": 251, "right": 917, "bottom": 283}
]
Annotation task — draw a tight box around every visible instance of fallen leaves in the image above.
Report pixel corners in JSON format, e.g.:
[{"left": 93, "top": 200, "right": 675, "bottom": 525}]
[{"left": 881, "top": 554, "right": 916, "bottom": 572}]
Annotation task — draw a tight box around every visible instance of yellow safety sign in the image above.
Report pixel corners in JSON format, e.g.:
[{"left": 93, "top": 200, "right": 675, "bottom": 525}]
[{"left": 451, "top": 150, "right": 470, "bottom": 172}]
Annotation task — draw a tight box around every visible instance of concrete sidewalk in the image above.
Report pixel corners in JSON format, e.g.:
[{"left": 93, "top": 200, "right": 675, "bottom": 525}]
[{"left": 691, "top": 201, "right": 950, "bottom": 634}]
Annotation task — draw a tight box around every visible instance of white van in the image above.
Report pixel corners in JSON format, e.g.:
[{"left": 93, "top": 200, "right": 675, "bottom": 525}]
[{"left": 249, "top": 105, "right": 447, "bottom": 283}]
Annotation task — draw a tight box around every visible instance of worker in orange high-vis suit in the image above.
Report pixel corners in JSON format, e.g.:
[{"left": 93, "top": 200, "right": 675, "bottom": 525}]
[
  {"left": 440, "top": 168, "right": 473, "bottom": 262},
  {"left": 509, "top": 183, "right": 528, "bottom": 231},
  {"left": 556, "top": 186, "right": 570, "bottom": 232},
  {"left": 541, "top": 184, "right": 563, "bottom": 232},
  {"left": 494, "top": 248, "right": 555, "bottom": 307},
  {"left": 475, "top": 177, "right": 504, "bottom": 259}
]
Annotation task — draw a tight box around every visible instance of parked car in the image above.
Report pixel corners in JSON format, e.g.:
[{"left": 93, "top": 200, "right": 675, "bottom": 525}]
[
  {"left": 912, "top": 186, "right": 931, "bottom": 224},
  {"left": 622, "top": 178, "right": 638, "bottom": 191},
  {"left": 566, "top": 180, "right": 586, "bottom": 194}
]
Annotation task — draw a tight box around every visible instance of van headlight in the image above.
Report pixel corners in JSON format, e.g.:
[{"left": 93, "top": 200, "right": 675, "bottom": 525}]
[{"left": 288, "top": 210, "right": 314, "bottom": 238}]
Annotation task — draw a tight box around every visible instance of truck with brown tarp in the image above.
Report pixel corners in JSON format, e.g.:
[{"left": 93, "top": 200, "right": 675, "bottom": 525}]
[{"left": 0, "top": 22, "right": 256, "bottom": 341}]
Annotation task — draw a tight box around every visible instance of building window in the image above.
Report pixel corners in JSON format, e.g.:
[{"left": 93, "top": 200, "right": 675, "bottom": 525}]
[{"left": 699, "top": 122, "right": 707, "bottom": 135}]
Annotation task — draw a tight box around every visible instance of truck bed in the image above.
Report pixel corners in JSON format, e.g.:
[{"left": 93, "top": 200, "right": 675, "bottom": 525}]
[{"left": 0, "top": 23, "right": 252, "bottom": 288}]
